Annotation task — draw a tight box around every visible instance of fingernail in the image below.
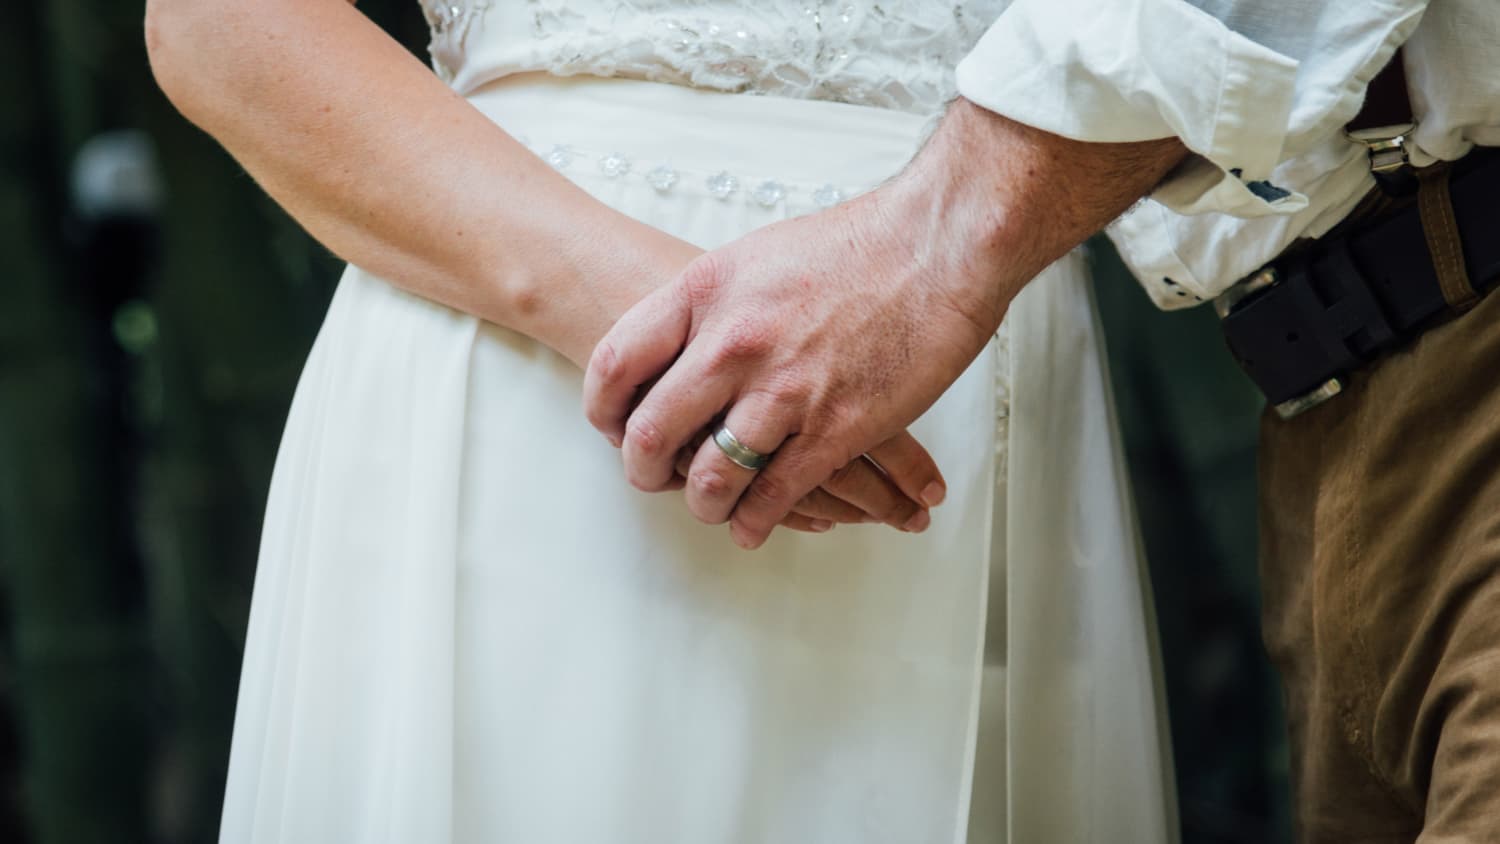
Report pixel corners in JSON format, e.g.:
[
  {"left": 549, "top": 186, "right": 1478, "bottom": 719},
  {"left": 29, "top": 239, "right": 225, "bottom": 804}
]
[
  {"left": 921, "top": 482, "right": 946, "bottom": 508},
  {"left": 903, "top": 510, "right": 931, "bottom": 533},
  {"left": 810, "top": 519, "right": 834, "bottom": 533},
  {"left": 607, "top": 434, "right": 622, "bottom": 449}
]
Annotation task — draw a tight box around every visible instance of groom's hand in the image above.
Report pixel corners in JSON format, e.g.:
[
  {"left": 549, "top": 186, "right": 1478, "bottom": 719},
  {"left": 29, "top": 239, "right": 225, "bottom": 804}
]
[
  {"left": 585, "top": 182, "right": 1005, "bottom": 550},
  {"left": 584, "top": 100, "right": 1185, "bottom": 549}
]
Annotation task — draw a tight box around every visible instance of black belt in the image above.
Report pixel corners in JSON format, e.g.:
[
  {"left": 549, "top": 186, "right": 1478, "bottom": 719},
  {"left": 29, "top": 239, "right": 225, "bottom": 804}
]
[{"left": 1217, "top": 147, "right": 1500, "bottom": 416}]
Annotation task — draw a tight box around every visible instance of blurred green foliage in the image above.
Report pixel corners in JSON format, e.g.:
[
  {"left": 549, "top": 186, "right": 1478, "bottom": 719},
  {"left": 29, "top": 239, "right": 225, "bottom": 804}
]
[{"left": 0, "top": 2, "right": 1287, "bottom": 842}]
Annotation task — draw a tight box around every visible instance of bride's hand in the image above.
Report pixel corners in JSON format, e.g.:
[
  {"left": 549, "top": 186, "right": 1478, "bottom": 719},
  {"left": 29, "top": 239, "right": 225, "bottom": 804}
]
[
  {"left": 600, "top": 229, "right": 940, "bottom": 536},
  {"left": 670, "top": 431, "right": 939, "bottom": 535}
]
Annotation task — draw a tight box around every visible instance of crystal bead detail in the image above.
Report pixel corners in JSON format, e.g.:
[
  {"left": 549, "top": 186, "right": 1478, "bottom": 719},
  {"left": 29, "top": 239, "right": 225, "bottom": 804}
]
[
  {"left": 812, "top": 184, "right": 845, "bottom": 208},
  {"left": 646, "top": 164, "right": 680, "bottom": 192},
  {"left": 425, "top": 3, "right": 458, "bottom": 33},
  {"left": 525, "top": 137, "right": 862, "bottom": 208},
  {"left": 544, "top": 145, "right": 575, "bottom": 170},
  {"left": 598, "top": 152, "right": 632, "bottom": 178},
  {"left": 751, "top": 180, "right": 786, "bottom": 208},
  {"left": 706, "top": 171, "right": 740, "bottom": 200}
]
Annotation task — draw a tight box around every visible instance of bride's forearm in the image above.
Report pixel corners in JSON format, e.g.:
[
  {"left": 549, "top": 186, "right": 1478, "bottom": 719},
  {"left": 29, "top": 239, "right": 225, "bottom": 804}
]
[{"left": 144, "top": 0, "right": 693, "bottom": 366}]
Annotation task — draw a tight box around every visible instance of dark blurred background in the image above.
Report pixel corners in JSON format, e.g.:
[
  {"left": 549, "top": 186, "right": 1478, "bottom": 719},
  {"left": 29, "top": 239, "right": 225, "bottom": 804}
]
[{"left": 0, "top": 2, "right": 1288, "bottom": 842}]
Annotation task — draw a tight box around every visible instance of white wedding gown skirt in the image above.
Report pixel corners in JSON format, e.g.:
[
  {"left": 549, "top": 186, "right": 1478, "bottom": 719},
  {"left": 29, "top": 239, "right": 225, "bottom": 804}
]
[{"left": 221, "top": 73, "right": 1175, "bottom": 843}]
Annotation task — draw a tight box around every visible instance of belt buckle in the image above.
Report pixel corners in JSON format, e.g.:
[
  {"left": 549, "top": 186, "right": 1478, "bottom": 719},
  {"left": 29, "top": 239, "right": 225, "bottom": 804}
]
[
  {"left": 1213, "top": 265, "right": 1347, "bottom": 420},
  {"left": 1212, "top": 265, "right": 1281, "bottom": 320},
  {"left": 1271, "top": 377, "right": 1344, "bottom": 420},
  {"left": 1346, "top": 121, "right": 1417, "bottom": 175}
]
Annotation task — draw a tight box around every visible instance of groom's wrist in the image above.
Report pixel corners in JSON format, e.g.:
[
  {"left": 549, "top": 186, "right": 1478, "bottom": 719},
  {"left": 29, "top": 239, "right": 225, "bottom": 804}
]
[
  {"left": 894, "top": 98, "right": 1187, "bottom": 323},
  {"left": 892, "top": 98, "right": 1064, "bottom": 328}
]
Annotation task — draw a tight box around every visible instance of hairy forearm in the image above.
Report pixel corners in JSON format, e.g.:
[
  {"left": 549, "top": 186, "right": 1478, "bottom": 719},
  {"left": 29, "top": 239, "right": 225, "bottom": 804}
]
[
  {"left": 144, "top": 0, "right": 693, "bottom": 366},
  {"left": 894, "top": 98, "right": 1186, "bottom": 328}
]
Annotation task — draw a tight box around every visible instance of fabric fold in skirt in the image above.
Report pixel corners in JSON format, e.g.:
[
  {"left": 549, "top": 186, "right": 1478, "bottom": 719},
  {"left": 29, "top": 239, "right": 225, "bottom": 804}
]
[{"left": 220, "top": 71, "right": 1175, "bottom": 843}]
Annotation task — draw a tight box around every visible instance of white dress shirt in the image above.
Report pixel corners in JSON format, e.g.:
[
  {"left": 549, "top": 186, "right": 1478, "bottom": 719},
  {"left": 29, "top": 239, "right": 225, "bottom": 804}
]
[{"left": 955, "top": 0, "right": 1500, "bottom": 309}]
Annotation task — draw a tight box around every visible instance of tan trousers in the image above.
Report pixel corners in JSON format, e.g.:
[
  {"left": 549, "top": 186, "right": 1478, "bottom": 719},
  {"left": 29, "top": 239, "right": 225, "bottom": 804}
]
[{"left": 1259, "top": 252, "right": 1500, "bottom": 842}]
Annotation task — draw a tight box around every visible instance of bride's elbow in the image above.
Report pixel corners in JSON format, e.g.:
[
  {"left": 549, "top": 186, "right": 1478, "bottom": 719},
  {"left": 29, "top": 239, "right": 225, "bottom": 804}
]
[
  {"left": 144, "top": 0, "right": 236, "bottom": 122},
  {"left": 145, "top": 0, "right": 200, "bottom": 112}
]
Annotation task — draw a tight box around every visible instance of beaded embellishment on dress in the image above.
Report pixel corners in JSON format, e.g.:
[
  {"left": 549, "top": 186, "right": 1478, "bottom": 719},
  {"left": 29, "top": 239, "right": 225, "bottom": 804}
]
[
  {"left": 520, "top": 136, "right": 862, "bottom": 210},
  {"left": 422, "top": 0, "right": 1008, "bottom": 114}
]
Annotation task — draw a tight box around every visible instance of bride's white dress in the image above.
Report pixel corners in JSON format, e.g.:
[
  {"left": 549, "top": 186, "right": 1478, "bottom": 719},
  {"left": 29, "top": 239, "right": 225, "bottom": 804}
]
[{"left": 220, "top": 2, "right": 1176, "bottom": 842}]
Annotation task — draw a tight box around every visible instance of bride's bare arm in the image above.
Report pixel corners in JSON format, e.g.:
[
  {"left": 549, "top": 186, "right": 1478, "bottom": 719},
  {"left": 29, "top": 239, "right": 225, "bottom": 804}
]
[{"left": 145, "top": 0, "right": 689, "bottom": 368}]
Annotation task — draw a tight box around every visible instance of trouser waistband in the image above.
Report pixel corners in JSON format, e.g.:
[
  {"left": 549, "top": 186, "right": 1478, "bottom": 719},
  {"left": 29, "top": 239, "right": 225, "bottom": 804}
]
[{"left": 1215, "top": 146, "right": 1500, "bottom": 418}]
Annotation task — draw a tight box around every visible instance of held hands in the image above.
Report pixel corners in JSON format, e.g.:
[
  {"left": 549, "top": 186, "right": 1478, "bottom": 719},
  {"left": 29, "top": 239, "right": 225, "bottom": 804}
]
[
  {"left": 592, "top": 224, "right": 949, "bottom": 536},
  {"left": 584, "top": 178, "right": 1008, "bottom": 550},
  {"left": 584, "top": 99, "right": 1187, "bottom": 549}
]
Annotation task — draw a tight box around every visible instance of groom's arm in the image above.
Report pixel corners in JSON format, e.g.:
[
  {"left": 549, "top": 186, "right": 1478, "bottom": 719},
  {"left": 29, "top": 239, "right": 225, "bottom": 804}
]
[
  {"left": 583, "top": 100, "right": 1184, "bottom": 548},
  {"left": 586, "top": 0, "right": 1405, "bottom": 549}
]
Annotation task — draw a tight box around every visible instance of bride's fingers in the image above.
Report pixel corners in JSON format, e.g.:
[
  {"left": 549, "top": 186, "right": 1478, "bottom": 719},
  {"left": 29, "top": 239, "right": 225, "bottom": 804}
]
[
  {"left": 865, "top": 431, "right": 947, "bottom": 509},
  {"left": 821, "top": 456, "right": 929, "bottom": 532},
  {"left": 790, "top": 488, "right": 868, "bottom": 524},
  {"left": 779, "top": 512, "right": 835, "bottom": 534}
]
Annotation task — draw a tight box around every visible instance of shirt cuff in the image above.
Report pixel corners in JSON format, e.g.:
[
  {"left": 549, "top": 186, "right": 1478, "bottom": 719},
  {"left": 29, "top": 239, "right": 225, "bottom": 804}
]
[{"left": 956, "top": 0, "right": 1306, "bottom": 218}]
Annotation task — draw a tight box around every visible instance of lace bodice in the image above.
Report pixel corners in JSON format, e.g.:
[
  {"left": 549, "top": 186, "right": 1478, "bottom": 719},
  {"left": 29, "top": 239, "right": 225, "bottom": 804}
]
[{"left": 422, "top": 0, "right": 1006, "bottom": 114}]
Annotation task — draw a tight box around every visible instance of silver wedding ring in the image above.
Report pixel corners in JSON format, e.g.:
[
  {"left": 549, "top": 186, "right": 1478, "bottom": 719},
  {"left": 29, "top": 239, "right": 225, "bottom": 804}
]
[{"left": 712, "top": 424, "right": 772, "bottom": 471}]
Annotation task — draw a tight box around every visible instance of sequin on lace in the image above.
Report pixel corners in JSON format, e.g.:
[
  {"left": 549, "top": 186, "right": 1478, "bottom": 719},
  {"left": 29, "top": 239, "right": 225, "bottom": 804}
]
[
  {"left": 422, "top": 0, "right": 492, "bottom": 81},
  {"left": 422, "top": 0, "right": 1005, "bottom": 114}
]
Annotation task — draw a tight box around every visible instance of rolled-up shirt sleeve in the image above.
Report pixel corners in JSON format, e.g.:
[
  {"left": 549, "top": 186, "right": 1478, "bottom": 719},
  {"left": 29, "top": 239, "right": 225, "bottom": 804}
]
[
  {"left": 956, "top": 0, "right": 1430, "bottom": 305},
  {"left": 958, "top": 0, "right": 1303, "bottom": 217}
]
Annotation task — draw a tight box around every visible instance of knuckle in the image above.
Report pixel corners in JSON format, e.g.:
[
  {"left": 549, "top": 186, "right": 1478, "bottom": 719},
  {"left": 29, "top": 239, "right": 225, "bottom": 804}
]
[
  {"left": 690, "top": 466, "right": 733, "bottom": 501},
  {"left": 588, "top": 340, "right": 624, "bottom": 387},
  {"left": 765, "top": 376, "right": 809, "bottom": 409},
  {"left": 715, "top": 321, "right": 774, "bottom": 367},
  {"left": 624, "top": 415, "right": 666, "bottom": 458}
]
